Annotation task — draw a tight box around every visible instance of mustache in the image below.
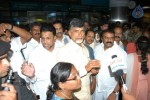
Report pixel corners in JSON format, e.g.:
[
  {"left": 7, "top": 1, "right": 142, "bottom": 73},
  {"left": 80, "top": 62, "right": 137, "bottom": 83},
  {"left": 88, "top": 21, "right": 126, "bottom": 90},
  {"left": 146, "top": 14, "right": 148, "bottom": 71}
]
[
  {"left": 57, "top": 32, "right": 63, "bottom": 34},
  {"left": 106, "top": 42, "right": 112, "bottom": 44},
  {"left": 115, "top": 36, "right": 120, "bottom": 38}
]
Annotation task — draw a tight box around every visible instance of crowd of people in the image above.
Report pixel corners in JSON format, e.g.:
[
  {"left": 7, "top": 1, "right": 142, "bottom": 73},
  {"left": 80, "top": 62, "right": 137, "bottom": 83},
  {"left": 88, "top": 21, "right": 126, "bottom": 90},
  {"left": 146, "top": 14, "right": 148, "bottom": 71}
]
[{"left": 0, "top": 18, "right": 149, "bottom": 100}]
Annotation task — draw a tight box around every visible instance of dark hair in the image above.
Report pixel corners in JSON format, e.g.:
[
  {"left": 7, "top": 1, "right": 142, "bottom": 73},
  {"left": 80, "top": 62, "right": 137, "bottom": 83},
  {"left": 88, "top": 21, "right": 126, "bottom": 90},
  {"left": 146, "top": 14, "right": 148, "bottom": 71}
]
[
  {"left": 99, "top": 20, "right": 109, "bottom": 26},
  {"left": 29, "top": 22, "right": 41, "bottom": 30},
  {"left": 136, "top": 36, "right": 150, "bottom": 75},
  {"left": 84, "top": 21, "right": 91, "bottom": 26},
  {"left": 113, "top": 26, "right": 122, "bottom": 31},
  {"left": 41, "top": 23, "right": 56, "bottom": 36},
  {"left": 47, "top": 62, "right": 73, "bottom": 100},
  {"left": 85, "top": 29, "right": 95, "bottom": 36},
  {"left": 122, "top": 22, "right": 131, "bottom": 29},
  {"left": 69, "top": 18, "right": 84, "bottom": 30},
  {"left": 132, "top": 22, "right": 141, "bottom": 29},
  {"left": 52, "top": 20, "right": 62, "bottom": 26},
  {"left": 101, "top": 29, "right": 115, "bottom": 38},
  {"left": 52, "top": 20, "right": 64, "bottom": 32}
]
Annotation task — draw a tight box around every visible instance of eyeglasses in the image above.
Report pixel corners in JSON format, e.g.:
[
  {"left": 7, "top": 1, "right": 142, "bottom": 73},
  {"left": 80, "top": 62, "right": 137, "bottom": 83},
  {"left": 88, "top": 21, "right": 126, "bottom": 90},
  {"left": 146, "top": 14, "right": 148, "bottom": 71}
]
[{"left": 67, "top": 76, "right": 78, "bottom": 81}]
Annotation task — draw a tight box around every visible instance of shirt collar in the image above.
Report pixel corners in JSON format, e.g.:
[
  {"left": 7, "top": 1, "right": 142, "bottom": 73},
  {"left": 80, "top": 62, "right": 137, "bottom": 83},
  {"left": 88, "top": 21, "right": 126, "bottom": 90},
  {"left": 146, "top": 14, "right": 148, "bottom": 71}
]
[{"left": 70, "top": 40, "right": 84, "bottom": 50}]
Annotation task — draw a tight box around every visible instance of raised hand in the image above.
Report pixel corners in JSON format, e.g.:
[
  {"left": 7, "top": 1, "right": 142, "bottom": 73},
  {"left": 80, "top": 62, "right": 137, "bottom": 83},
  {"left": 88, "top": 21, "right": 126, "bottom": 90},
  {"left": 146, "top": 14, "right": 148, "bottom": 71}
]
[
  {"left": 0, "top": 23, "right": 12, "bottom": 34},
  {"left": 86, "top": 60, "right": 101, "bottom": 74},
  {"left": 21, "top": 61, "right": 35, "bottom": 79}
]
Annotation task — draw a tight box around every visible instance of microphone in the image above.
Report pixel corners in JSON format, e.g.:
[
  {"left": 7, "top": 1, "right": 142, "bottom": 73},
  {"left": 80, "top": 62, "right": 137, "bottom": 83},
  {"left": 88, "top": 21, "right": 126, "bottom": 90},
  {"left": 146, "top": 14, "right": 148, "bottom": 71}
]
[
  {"left": 110, "top": 55, "right": 126, "bottom": 73},
  {"left": 109, "top": 55, "right": 118, "bottom": 73},
  {"left": 3, "top": 68, "right": 13, "bottom": 91},
  {"left": 112, "top": 55, "right": 117, "bottom": 59},
  {"left": 116, "top": 69, "right": 128, "bottom": 92}
]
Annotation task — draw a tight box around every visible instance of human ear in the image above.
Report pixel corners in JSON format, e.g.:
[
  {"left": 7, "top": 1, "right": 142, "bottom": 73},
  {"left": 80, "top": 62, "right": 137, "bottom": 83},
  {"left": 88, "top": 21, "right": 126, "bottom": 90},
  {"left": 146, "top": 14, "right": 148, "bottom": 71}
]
[
  {"left": 68, "top": 30, "right": 71, "bottom": 37},
  {"left": 58, "top": 82, "right": 65, "bottom": 90}
]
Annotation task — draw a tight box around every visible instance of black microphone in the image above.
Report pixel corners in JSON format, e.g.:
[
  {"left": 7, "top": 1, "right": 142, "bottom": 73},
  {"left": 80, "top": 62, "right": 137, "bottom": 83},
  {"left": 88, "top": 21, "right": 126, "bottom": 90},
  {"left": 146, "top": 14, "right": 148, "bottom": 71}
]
[
  {"left": 116, "top": 69, "right": 128, "bottom": 91},
  {"left": 116, "top": 69, "right": 125, "bottom": 85},
  {"left": 109, "top": 55, "right": 118, "bottom": 73},
  {"left": 112, "top": 55, "right": 117, "bottom": 59},
  {"left": 3, "top": 68, "right": 13, "bottom": 91}
]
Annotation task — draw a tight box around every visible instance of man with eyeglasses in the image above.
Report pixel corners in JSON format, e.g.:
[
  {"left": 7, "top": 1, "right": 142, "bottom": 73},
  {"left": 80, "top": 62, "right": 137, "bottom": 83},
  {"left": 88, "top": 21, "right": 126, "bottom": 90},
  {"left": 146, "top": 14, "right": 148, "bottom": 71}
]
[{"left": 0, "top": 40, "right": 16, "bottom": 100}]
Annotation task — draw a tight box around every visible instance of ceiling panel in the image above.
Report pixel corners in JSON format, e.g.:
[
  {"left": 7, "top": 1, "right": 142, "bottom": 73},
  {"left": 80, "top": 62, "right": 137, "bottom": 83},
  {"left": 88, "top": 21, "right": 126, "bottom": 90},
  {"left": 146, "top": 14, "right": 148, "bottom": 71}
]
[{"left": 0, "top": 0, "right": 149, "bottom": 11}]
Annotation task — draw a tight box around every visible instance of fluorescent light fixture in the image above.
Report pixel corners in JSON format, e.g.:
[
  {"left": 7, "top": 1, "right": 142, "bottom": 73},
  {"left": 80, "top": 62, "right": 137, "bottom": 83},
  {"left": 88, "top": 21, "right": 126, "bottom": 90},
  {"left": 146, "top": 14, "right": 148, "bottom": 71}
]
[
  {"left": 36, "top": 19, "right": 44, "bottom": 22},
  {"left": 111, "top": 18, "right": 127, "bottom": 22},
  {"left": 142, "top": 6, "right": 150, "bottom": 9}
]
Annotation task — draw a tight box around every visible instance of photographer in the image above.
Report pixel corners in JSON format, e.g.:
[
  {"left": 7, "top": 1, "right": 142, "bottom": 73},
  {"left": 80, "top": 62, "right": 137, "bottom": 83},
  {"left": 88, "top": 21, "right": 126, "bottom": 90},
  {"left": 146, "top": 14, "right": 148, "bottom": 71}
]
[{"left": 0, "top": 40, "right": 17, "bottom": 100}]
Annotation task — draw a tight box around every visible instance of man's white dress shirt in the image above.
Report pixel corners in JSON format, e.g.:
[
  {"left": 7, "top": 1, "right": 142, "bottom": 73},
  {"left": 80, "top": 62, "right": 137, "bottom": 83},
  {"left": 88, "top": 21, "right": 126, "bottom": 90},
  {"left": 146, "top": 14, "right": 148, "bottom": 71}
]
[
  {"left": 23, "top": 38, "right": 40, "bottom": 60},
  {"left": 57, "top": 40, "right": 92, "bottom": 100},
  {"left": 10, "top": 37, "right": 28, "bottom": 79},
  {"left": 55, "top": 34, "right": 70, "bottom": 48},
  {"left": 93, "top": 42, "right": 127, "bottom": 100},
  {"left": 27, "top": 44, "right": 58, "bottom": 100}
]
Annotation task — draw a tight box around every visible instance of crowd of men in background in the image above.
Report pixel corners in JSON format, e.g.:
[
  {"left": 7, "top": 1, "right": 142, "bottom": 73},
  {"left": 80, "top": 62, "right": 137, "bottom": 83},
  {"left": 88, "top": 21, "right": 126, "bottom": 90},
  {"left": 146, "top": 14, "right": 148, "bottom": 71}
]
[{"left": 0, "top": 18, "right": 149, "bottom": 100}]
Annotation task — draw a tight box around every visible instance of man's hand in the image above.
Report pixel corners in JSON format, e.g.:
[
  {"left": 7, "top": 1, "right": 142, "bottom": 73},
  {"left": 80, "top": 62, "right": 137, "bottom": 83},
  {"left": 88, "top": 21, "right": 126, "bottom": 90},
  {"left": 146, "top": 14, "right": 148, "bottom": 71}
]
[
  {"left": 107, "top": 92, "right": 116, "bottom": 100},
  {"left": 0, "top": 83, "right": 17, "bottom": 100},
  {"left": 90, "top": 68, "right": 99, "bottom": 75},
  {"left": 86, "top": 60, "right": 100, "bottom": 73},
  {"left": 21, "top": 61, "right": 35, "bottom": 79},
  {"left": 121, "top": 88, "right": 135, "bottom": 100},
  {"left": 0, "top": 23, "right": 12, "bottom": 34}
]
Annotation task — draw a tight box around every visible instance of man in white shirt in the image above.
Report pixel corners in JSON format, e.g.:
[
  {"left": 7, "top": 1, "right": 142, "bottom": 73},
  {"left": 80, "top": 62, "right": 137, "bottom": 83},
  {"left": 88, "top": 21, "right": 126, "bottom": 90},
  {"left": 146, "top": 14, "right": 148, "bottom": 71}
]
[
  {"left": 122, "top": 23, "right": 131, "bottom": 41},
  {"left": 21, "top": 24, "right": 58, "bottom": 100},
  {"left": 93, "top": 30, "right": 127, "bottom": 100},
  {"left": 57, "top": 18, "right": 100, "bottom": 100},
  {"left": 29, "top": 22, "right": 41, "bottom": 44},
  {"left": 23, "top": 22, "right": 41, "bottom": 61},
  {"left": 53, "top": 20, "right": 70, "bottom": 48},
  {"left": 0, "top": 23, "right": 32, "bottom": 79},
  {"left": 114, "top": 26, "right": 124, "bottom": 50}
]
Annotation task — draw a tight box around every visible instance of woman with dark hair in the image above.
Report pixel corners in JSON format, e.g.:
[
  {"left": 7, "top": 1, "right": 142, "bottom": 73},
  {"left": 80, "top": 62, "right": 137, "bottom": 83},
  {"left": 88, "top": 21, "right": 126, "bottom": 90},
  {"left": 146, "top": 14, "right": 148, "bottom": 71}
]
[
  {"left": 47, "top": 62, "right": 81, "bottom": 100},
  {"left": 126, "top": 36, "right": 150, "bottom": 100}
]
